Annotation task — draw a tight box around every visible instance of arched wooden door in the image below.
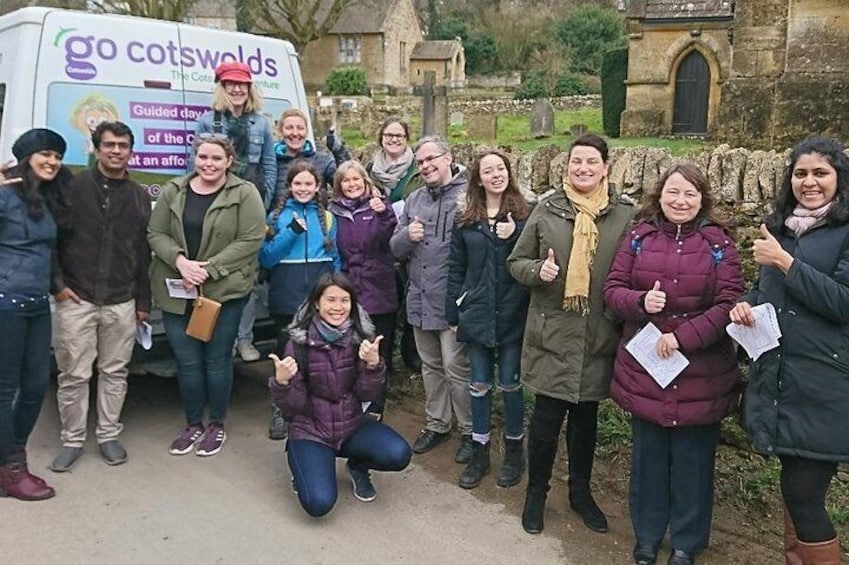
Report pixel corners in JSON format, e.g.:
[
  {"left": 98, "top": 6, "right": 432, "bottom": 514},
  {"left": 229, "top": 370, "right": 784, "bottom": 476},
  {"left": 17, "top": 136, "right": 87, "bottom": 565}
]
[{"left": 673, "top": 50, "right": 710, "bottom": 134}]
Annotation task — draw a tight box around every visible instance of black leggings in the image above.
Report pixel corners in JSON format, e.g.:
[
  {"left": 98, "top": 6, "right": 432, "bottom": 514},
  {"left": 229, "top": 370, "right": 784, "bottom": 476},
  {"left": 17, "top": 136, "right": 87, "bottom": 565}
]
[{"left": 780, "top": 455, "right": 838, "bottom": 542}]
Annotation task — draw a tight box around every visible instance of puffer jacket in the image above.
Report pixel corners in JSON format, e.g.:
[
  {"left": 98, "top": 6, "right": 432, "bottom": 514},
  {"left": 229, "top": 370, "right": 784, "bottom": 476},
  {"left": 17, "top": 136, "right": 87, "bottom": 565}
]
[
  {"left": 389, "top": 164, "right": 468, "bottom": 330},
  {"left": 193, "top": 110, "right": 277, "bottom": 209},
  {"left": 260, "top": 198, "right": 341, "bottom": 316},
  {"left": 273, "top": 140, "right": 336, "bottom": 202},
  {"left": 268, "top": 306, "right": 385, "bottom": 450},
  {"left": 330, "top": 196, "right": 399, "bottom": 315},
  {"left": 744, "top": 219, "right": 849, "bottom": 462},
  {"left": 507, "top": 186, "right": 636, "bottom": 402},
  {"left": 604, "top": 220, "right": 745, "bottom": 427},
  {"left": 445, "top": 195, "right": 533, "bottom": 347}
]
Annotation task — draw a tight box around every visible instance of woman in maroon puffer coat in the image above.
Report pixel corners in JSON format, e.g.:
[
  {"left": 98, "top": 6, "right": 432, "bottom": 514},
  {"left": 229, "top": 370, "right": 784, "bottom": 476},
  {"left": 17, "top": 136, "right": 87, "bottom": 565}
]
[
  {"left": 268, "top": 272, "right": 411, "bottom": 518},
  {"left": 603, "top": 163, "right": 744, "bottom": 565}
]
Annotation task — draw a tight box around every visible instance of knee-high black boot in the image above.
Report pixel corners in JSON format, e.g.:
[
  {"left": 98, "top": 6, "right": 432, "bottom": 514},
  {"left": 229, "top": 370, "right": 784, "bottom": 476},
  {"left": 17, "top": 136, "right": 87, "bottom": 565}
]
[
  {"left": 567, "top": 401, "right": 608, "bottom": 533},
  {"left": 522, "top": 396, "right": 564, "bottom": 534}
]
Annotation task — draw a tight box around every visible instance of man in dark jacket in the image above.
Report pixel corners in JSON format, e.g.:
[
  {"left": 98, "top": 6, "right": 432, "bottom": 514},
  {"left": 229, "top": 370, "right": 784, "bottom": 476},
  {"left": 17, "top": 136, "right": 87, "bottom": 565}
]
[{"left": 49, "top": 122, "right": 151, "bottom": 472}]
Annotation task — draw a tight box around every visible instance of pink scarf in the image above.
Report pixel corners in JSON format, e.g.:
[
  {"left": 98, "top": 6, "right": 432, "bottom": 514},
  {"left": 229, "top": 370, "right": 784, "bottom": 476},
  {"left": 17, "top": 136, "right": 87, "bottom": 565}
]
[{"left": 785, "top": 202, "right": 832, "bottom": 235}]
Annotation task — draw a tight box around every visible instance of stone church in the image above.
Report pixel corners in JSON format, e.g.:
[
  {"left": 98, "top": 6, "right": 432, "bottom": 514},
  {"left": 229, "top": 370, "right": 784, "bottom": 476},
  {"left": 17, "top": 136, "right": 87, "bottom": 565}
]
[{"left": 621, "top": 0, "right": 849, "bottom": 148}]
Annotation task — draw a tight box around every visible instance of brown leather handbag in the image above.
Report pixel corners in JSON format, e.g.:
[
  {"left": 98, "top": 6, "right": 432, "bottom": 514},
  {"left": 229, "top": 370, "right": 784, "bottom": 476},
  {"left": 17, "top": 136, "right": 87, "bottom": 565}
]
[{"left": 185, "top": 287, "right": 221, "bottom": 342}]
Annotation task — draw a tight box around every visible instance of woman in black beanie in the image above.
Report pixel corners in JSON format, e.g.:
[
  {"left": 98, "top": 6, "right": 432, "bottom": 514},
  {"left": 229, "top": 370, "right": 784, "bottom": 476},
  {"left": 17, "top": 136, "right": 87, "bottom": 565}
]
[{"left": 0, "top": 128, "right": 71, "bottom": 501}]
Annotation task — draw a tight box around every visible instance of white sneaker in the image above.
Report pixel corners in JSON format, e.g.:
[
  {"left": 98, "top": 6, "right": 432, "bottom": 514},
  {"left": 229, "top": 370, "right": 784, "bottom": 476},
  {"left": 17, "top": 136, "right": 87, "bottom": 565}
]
[{"left": 236, "top": 341, "right": 261, "bottom": 362}]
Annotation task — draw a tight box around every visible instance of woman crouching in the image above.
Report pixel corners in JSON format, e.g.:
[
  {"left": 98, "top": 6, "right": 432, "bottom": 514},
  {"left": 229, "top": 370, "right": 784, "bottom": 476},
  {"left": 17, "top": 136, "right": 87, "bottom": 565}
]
[{"left": 268, "top": 272, "right": 412, "bottom": 517}]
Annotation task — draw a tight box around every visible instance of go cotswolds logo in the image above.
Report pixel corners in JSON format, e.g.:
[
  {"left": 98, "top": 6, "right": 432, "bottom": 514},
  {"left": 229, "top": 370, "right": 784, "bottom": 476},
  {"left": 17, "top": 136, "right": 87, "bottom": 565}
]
[{"left": 52, "top": 27, "right": 279, "bottom": 81}]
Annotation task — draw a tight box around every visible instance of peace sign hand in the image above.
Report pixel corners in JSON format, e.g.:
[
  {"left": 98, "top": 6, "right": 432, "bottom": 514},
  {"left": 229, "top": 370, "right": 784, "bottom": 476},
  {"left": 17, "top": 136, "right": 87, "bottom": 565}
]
[
  {"left": 359, "top": 335, "right": 384, "bottom": 367},
  {"left": 0, "top": 160, "right": 23, "bottom": 187}
]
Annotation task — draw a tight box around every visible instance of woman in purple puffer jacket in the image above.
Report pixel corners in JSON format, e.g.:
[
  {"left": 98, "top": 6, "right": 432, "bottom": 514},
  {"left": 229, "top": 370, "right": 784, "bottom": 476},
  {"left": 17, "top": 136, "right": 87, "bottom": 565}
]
[
  {"left": 603, "top": 162, "right": 744, "bottom": 565},
  {"left": 268, "top": 272, "right": 411, "bottom": 518},
  {"left": 329, "top": 160, "right": 399, "bottom": 419}
]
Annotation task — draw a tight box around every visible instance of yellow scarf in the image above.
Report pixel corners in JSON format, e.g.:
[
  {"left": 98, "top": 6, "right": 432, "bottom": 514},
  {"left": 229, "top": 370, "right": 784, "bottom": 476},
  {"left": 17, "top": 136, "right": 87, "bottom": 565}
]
[{"left": 562, "top": 177, "right": 609, "bottom": 314}]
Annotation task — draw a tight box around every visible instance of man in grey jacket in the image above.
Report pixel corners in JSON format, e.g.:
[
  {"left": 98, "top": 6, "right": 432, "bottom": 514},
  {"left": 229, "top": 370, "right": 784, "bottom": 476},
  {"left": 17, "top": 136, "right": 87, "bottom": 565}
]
[{"left": 389, "top": 136, "right": 473, "bottom": 464}]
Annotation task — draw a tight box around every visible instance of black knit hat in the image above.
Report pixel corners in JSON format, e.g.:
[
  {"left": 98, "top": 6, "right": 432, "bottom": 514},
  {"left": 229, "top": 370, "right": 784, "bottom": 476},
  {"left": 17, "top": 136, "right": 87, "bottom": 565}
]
[{"left": 12, "top": 128, "right": 67, "bottom": 161}]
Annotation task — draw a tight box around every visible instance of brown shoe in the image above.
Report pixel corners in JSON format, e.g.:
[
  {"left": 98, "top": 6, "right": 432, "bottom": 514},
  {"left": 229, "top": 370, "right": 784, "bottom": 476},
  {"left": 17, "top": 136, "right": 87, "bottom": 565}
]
[
  {"left": 0, "top": 461, "right": 55, "bottom": 501},
  {"left": 798, "top": 537, "right": 842, "bottom": 565},
  {"left": 783, "top": 506, "right": 803, "bottom": 565}
]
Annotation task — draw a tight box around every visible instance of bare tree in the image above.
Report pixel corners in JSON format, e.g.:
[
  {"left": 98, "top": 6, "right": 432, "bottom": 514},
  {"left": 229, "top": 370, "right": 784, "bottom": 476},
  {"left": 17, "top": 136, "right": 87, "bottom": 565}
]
[
  {"left": 87, "top": 0, "right": 200, "bottom": 21},
  {"left": 240, "top": 0, "right": 362, "bottom": 53}
]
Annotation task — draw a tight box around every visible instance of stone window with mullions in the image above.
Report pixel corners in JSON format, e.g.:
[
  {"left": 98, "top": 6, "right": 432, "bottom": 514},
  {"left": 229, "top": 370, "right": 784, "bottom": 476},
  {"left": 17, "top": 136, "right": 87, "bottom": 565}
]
[{"left": 338, "top": 35, "right": 362, "bottom": 64}]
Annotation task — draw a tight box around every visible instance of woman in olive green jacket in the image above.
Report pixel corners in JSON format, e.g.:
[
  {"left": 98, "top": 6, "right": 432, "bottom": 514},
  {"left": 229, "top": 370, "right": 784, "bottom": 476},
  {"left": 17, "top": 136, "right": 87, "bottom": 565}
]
[
  {"left": 507, "top": 134, "right": 635, "bottom": 536},
  {"left": 148, "top": 136, "right": 265, "bottom": 458}
]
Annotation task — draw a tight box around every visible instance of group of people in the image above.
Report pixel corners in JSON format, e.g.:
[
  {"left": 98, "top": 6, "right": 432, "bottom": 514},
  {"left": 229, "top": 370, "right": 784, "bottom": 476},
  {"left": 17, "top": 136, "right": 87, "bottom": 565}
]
[{"left": 0, "top": 59, "right": 846, "bottom": 565}]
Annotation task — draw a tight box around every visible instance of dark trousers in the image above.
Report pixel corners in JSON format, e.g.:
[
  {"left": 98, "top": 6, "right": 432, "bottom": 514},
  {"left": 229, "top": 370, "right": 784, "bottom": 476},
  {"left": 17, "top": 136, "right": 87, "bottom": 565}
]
[
  {"left": 367, "top": 312, "right": 397, "bottom": 416},
  {"left": 287, "top": 418, "right": 412, "bottom": 517},
  {"left": 629, "top": 417, "right": 720, "bottom": 554},
  {"left": 0, "top": 301, "right": 51, "bottom": 464},
  {"left": 273, "top": 314, "right": 295, "bottom": 356},
  {"left": 163, "top": 296, "right": 247, "bottom": 425},
  {"left": 526, "top": 394, "right": 599, "bottom": 497},
  {"left": 780, "top": 455, "right": 838, "bottom": 542}
]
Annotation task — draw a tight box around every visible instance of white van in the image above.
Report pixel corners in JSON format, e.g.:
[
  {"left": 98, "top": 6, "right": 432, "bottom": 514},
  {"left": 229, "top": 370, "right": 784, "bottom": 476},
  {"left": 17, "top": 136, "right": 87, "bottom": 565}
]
[
  {"left": 0, "top": 7, "right": 308, "bottom": 198},
  {"left": 0, "top": 8, "right": 308, "bottom": 368}
]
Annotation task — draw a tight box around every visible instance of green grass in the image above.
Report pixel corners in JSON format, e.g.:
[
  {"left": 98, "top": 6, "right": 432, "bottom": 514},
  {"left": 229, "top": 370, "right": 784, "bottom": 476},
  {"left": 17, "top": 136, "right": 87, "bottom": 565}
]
[{"left": 341, "top": 109, "right": 709, "bottom": 155}]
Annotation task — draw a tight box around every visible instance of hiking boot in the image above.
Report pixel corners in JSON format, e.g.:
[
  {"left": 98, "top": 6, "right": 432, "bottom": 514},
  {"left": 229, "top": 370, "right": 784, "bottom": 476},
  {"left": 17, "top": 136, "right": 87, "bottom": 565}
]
[
  {"left": 458, "top": 441, "right": 490, "bottom": 489},
  {"left": 412, "top": 429, "right": 449, "bottom": 454},
  {"left": 196, "top": 423, "right": 227, "bottom": 457},
  {"left": 236, "top": 341, "right": 261, "bottom": 362},
  {"left": 346, "top": 462, "right": 376, "bottom": 502},
  {"left": 497, "top": 437, "right": 526, "bottom": 488},
  {"left": 0, "top": 460, "right": 55, "bottom": 501},
  {"left": 569, "top": 490, "right": 609, "bottom": 533},
  {"left": 522, "top": 490, "right": 547, "bottom": 534},
  {"left": 268, "top": 405, "right": 288, "bottom": 440},
  {"left": 49, "top": 446, "right": 83, "bottom": 473},
  {"left": 455, "top": 434, "right": 474, "bottom": 464},
  {"left": 667, "top": 549, "right": 695, "bottom": 565},
  {"left": 633, "top": 544, "right": 658, "bottom": 565},
  {"left": 169, "top": 424, "right": 204, "bottom": 455},
  {"left": 99, "top": 440, "right": 128, "bottom": 466}
]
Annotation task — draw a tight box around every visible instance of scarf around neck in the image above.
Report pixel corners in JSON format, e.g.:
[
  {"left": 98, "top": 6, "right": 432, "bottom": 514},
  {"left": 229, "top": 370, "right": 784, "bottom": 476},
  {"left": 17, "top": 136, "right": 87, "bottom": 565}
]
[
  {"left": 785, "top": 202, "right": 832, "bottom": 235},
  {"left": 314, "top": 317, "right": 353, "bottom": 343},
  {"left": 371, "top": 148, "right": 414, "bottom": 195},
  {"left": 561, "top": 177, "right": 610, "bottom": 314}
]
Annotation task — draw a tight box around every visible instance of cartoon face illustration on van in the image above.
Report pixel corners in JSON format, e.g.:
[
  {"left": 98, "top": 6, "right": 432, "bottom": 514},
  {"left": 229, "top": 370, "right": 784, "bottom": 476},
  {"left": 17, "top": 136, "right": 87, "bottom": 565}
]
[{"left": 70, "top": 93, "right": 120, "bottom": 155}]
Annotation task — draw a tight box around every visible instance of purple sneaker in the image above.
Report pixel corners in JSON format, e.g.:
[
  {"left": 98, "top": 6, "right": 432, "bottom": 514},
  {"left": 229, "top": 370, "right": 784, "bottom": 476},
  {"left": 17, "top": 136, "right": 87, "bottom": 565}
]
[
  {"left": 196, "top": 423, "right": 227, "bottom": 457},
  {"left": 169, "top": 424, "right": 204, "bottom": 455}
]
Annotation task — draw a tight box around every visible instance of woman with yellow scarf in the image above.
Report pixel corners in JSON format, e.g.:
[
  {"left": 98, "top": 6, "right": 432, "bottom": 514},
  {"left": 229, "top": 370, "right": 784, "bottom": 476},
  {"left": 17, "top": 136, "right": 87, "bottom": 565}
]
[{"left": 508, "top": 135, "right": 636, "bottom": 535}]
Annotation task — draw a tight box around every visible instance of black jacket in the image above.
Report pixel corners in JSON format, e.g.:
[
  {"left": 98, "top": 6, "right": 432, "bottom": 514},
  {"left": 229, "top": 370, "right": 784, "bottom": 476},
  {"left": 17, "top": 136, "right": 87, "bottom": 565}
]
[
  {"left": 52, "top": 167, "right": 151, "bottom": 311},
  {"left": 744, "top": 219, "right": 849, "bottom": 462},
  {"left": 445, "top": 215, "right": 529, "bottom": 347}
]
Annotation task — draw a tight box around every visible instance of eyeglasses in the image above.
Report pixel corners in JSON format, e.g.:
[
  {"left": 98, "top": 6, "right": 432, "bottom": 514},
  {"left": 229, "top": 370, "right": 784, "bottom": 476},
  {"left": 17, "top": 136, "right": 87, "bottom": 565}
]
[
  {"left": 198, "top": 133, "right": 230, "bottom": 141},
  {"left": 382, "top": 133, "right": 407, "bottom": 140},
  {"left": 222, "top": 82, "right": 248, "bottom": 91},
  {"left": 415, "top": 152, "right": 447, "bottom": 168},
  {"left": 100, "top": 141, "right": 131, "bottom": 150}
]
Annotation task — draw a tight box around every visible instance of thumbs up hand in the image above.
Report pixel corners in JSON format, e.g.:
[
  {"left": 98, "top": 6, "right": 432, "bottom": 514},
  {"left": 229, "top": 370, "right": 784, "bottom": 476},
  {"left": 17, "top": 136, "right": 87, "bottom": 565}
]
[
  {"left": 644, "top": 280, "right": 667, "bottom": 314},
  {"left": 359, "top": 335, "right": 384, "bottom": 367},
  {"left": 269, "top": 353, "right": 299, "bottom": 386},
  {"left": 495, "top": 212, "right": 516, "bottom": 240},
  {"left": 753, "top": 223, "right": 794, "bottom": 273},
  {"left": 408, "top": 216, "right": 425, "bottom": 242},
  {"left": 539, "top": 248, "right": 560, "bottom": 283}
]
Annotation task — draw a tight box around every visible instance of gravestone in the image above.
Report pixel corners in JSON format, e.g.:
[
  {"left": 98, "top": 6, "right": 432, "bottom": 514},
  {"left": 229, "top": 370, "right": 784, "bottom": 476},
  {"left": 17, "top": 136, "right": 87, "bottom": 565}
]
[
  {"left": 414, "top": 71, "right": 449, "bottom": 138},
  {"left": 466, "top": 112, "right": 497, "bottom": 141},
  {"left": 450, "top": 111, "right": 465, "bottom": 126},
  {"left": 530, "top": 98, "right": 555, "bottom": 138},
  {"left": 570, "top": 123, "right": 588, "bottom": 137}
]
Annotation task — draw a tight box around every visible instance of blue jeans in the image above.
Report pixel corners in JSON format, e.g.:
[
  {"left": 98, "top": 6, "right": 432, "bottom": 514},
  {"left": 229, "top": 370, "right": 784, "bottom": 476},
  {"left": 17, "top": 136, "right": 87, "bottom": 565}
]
[
  {"left": 287, "top": 418, "right": 412, "bottom": 517},
  {"left": 163, "top": 296, "right": 247, "bottom": 425},
  {"left": 0, "top": 300, "right": 51, "bottom": 464},
  {"left": 466, "top": 341, "right": 524, "bottom": 438},
  {"left": 630, "top": 417, "right": 720, "bottom": 554}
]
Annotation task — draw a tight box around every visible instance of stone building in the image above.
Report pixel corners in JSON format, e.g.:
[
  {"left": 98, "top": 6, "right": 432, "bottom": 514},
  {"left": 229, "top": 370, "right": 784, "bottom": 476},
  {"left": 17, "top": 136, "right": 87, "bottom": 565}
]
[
  {"left": 409, "top": 38, "right": 466, "bottom": 89},
  {"left": 621, "top": 0, "right": 734, "bottom": 137},
  {"left": 622, "top": 0, "right": 849, "bottom": 148},
  {"left": 299, "top": 0, "right": 423, "bottom": 91}
]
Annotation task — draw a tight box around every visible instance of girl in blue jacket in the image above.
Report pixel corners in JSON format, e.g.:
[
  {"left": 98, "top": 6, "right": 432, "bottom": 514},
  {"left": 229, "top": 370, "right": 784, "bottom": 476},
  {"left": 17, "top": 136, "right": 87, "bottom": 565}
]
[{"left": 261, "top": 160, "right": 341, "bottom": 353}]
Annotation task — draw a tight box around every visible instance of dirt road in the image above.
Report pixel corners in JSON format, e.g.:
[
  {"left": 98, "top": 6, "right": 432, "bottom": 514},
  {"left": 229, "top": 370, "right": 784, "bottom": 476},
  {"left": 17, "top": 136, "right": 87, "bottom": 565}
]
[{"left": 5, "top": 364, "right": 566, "bottom": 565}]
